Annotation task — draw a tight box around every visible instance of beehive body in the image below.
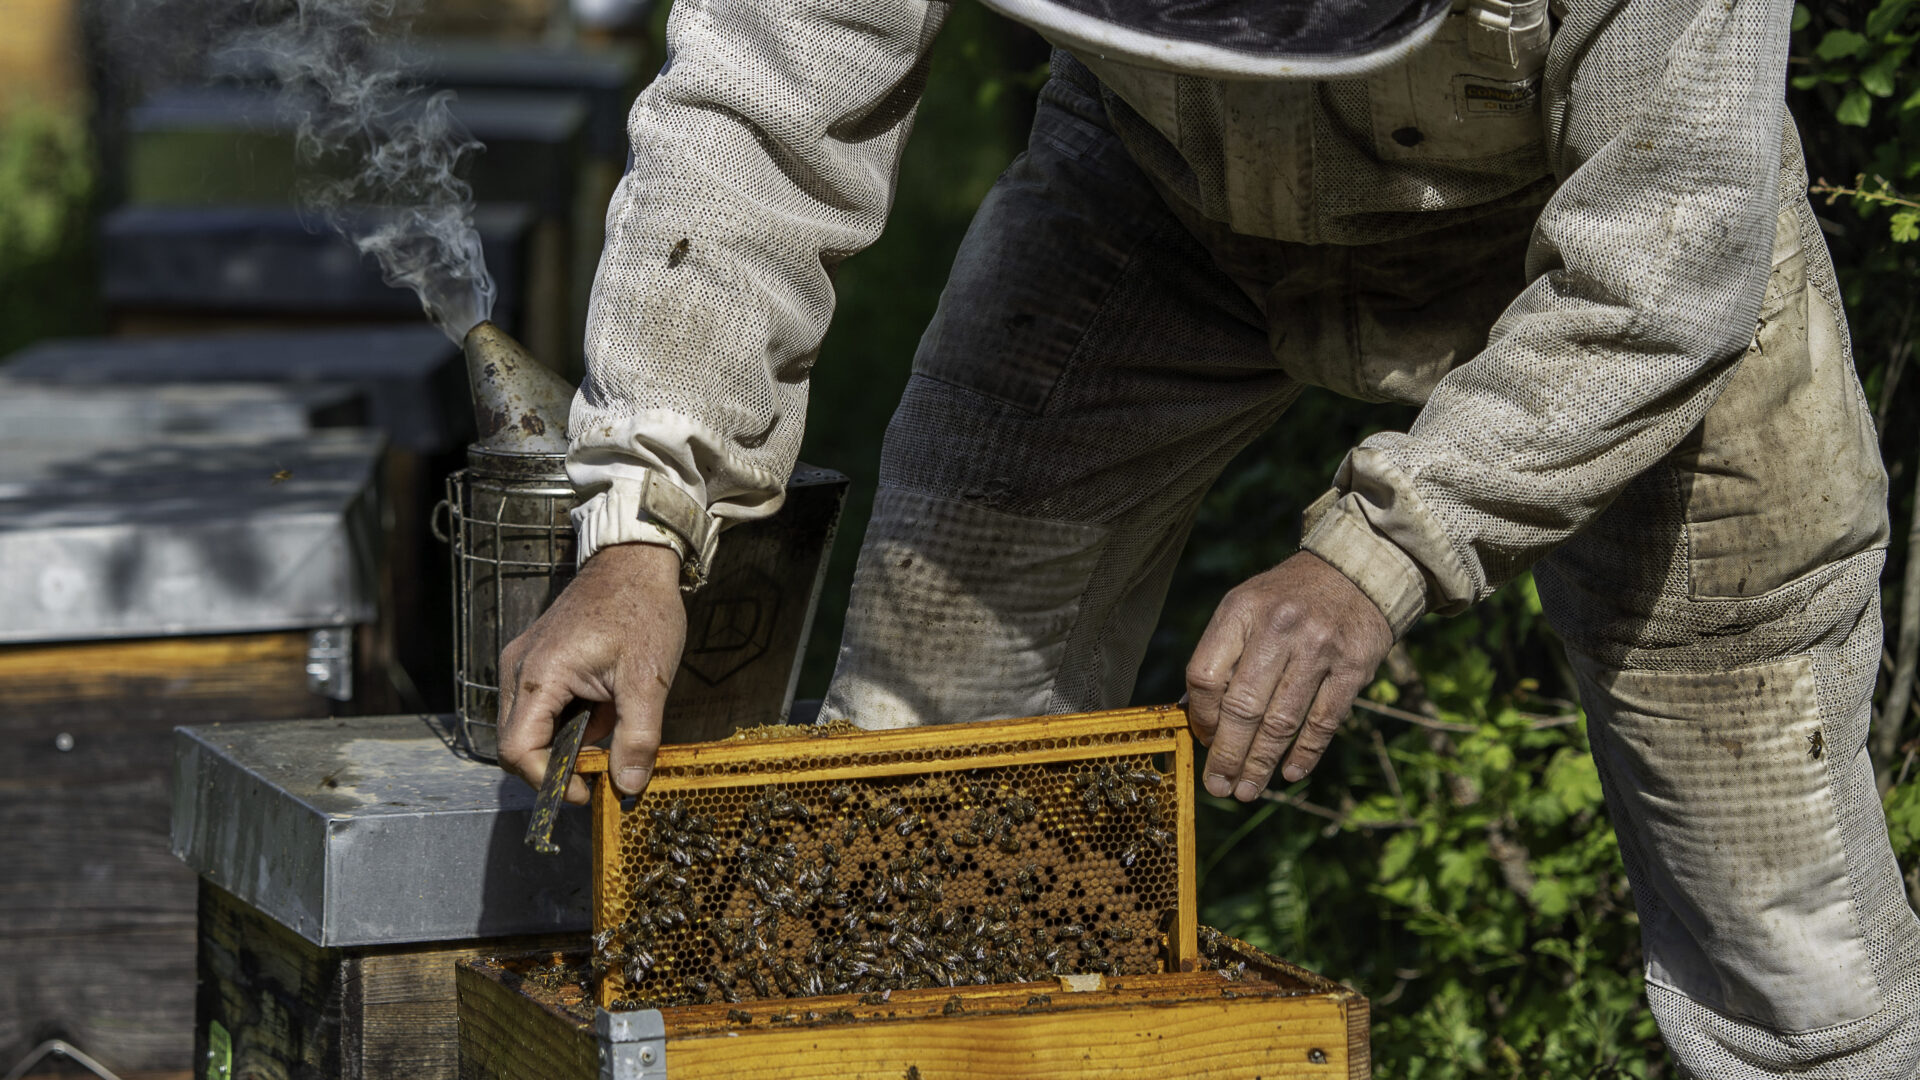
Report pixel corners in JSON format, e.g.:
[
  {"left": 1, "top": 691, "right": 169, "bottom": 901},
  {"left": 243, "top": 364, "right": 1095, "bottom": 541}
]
[{"left": 575, "top": 707, "right": 1198, "bottom": 1009}]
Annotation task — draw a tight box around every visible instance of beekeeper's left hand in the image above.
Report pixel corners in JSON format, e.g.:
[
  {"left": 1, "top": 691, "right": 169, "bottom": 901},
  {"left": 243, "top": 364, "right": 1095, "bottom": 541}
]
[{"left": 1185, "top": 551, "right": 1393, "bottom": 801}]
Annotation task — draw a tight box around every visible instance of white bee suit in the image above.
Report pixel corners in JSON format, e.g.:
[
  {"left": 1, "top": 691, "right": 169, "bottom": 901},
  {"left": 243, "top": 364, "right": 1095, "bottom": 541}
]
[{"left": 567, "top": 0, "right": 1920, "bottom": 1073}]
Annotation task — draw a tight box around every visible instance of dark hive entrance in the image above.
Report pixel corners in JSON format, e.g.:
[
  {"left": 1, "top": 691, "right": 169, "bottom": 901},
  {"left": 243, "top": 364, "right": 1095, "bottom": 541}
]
[{"left": 596, "top": 755, "right": 1180, "bottom": 1008}]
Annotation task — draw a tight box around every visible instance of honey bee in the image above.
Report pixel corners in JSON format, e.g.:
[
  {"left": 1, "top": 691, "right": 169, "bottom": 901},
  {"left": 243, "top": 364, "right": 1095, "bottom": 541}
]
[
  {"left": 1016, "top": 867, "right": 1040, "bottom": 900},
  {"left": 1808, "top": 728, "right": 1825, "bottom": 760},
  {"left": 727, "top": 1008, "right": 753, "bottom": 1024},
  {"left": 271, "top": 469, "right": 293, "bottom": 484},
  {"left": 667, "top": 238, "right": 691, "bottom": 268}
]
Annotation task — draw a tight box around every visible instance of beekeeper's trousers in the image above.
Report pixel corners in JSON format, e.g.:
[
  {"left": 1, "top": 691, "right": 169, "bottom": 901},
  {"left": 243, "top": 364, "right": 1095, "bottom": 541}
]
[{"left": 820, "top": 60, "right": 1920, "bottom": 1079}]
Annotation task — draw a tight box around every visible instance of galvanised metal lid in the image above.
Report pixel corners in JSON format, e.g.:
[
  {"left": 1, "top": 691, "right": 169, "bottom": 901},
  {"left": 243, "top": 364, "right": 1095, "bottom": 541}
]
[
  {"left": 171, "top": 714, "right": 591, "bottom": 947},
  {"left": 0, "top": 429, "right": 385, "bottom": 644}
]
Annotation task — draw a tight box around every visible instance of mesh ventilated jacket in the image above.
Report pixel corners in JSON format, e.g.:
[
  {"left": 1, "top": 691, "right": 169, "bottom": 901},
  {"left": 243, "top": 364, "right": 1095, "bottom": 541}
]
[{"left": 569, "top": 0, "right": 1793, "bottom": 634}]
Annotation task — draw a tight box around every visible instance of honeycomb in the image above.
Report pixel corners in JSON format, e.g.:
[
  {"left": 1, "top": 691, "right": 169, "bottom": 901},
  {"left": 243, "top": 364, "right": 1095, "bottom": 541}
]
[{"left": 583, "top": 713, "right": 1192, "bottom": 1009}]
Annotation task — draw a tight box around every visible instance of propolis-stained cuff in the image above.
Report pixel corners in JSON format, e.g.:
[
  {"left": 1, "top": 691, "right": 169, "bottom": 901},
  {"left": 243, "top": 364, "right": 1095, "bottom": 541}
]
[
  {"left": 570, "top": 472, "right": 721, "bottom": 590},
  {"left": 1299, "top": 495, "right": 1430, "bottom": 640}
]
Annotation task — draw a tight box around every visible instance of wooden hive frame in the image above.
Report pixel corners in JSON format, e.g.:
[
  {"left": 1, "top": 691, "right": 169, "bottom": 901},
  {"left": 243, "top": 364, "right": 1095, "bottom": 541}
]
[{"left": 573, "top": 706, "right": 1199, "bottom": 1010}]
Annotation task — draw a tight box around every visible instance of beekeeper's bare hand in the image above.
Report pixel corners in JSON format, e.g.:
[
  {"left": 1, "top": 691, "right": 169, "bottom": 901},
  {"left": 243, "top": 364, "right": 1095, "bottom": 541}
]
[
  {"left": 1186, "top": 551, "right": 1392, "bottom": 801},
  {"left": 497, "top": 542, "right": 685, "bottom": 804}
]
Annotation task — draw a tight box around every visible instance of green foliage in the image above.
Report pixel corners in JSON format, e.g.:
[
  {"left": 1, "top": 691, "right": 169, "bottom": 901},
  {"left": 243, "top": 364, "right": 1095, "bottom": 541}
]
[
  {"left": 1889, "top": 776, "right": 1920, "bottom": 854},
  {"left": 1793, "top": 0, "right": 1919, "bottom": 131},
  {"left": 0, "top": 105, "right": 99, "bottom": 356},
  {"left": 1797, "top": 0, "right": 1920, "bottom": 895}
]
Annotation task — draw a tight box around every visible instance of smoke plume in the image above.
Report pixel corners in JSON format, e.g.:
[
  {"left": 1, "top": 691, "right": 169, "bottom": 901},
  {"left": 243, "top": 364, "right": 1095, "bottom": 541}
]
[{"left": 236, "top": 0, "right": 496, "bottom": 343}]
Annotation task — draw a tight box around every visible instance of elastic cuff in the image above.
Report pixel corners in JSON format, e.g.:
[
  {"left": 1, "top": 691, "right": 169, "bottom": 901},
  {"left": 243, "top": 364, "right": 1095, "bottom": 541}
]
[
  {"left": 1300, "top": 497, "right": 1430, "bottom": 639},
  {"left": 572, "top": 497, "right": 687, "bottom": 562},
  {"left": 571, "top": 473, "right": 721, "bottom": 590}
]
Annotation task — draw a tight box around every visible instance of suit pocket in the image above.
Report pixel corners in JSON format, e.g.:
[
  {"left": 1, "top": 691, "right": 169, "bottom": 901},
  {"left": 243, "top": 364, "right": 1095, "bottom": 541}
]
[
  {"left": 1675, "top": 203, "right": 1889, "bottom": 600},
  {"left": 1365, "top": 0, "right": 1549, "bottom": 164}
]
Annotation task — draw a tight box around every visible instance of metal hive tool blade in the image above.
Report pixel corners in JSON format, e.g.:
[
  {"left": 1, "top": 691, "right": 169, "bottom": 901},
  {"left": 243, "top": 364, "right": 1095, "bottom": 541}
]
[{"left": 526, "top": 707, "right": 592, "bottom": 854}]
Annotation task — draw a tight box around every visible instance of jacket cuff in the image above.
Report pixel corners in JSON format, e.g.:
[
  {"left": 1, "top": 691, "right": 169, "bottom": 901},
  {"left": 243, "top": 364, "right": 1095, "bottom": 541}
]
[
  {"left": 571, "top": 472, "right": 722, "bottom": 590},
  {"left": 1300, "top": 493, "right": 1430, "bottom": 640}
]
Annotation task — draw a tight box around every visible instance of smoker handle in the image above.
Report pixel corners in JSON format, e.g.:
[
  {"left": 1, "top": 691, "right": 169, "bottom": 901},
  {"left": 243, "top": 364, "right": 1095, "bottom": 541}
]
[{"left": 430, "top": 498, "right": 453, "bottom": 544}]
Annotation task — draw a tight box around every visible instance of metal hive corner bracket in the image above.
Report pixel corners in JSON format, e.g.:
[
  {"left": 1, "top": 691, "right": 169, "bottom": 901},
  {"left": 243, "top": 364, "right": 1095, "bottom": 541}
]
[{"left": 596, "top": 1007, "right": 667, "bottom": 1080}]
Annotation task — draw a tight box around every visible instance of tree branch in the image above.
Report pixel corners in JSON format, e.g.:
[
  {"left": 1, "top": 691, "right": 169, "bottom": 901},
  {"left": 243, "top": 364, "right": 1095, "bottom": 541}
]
[
  {"left": 1351, "top": 697, "right": 1477, "bottom": 733},
  {"left": 1252, "top": 786, "right": 1417, "bottom": 832},
  {"left": 1485, "top": 818, "right": 1537, "bottom": 901},
  {"left": 1877, "top": 440, "right": 1920, "bottom": 792}
]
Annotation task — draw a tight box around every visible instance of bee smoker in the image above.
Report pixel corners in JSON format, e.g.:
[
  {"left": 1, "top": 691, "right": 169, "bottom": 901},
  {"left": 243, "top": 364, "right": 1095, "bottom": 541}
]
[
  {"left": 440, "top": 321, "right": 579, "bottom": 761},
  {"left": 437, "top": 323, "right": 851, "bottom": 763}
]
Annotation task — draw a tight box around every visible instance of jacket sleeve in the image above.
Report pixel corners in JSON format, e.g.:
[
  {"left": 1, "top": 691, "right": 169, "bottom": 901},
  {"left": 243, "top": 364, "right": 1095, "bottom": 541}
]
[
  {"left": 567, "top": 0, "right": 951, "bottom": 567},
  {"left": 1301, "top": 0, "right": 1793, "bottom": 636}
]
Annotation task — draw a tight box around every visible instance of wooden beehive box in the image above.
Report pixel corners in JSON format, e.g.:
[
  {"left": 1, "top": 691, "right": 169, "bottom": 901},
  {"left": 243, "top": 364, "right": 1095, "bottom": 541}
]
[
  {"left": 456, "top": 934, "right": 1369, "bottom": 1079},
  {"left": 457, "top": 707, "right": 1369, "bottom": 1077},
  {"left": 573, "top": 706, "right": 1198, "bottom": 1009}
]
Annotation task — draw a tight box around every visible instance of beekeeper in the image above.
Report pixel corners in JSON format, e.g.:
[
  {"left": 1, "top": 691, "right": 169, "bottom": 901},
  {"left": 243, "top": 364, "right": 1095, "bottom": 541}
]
[{"left": 495, "top": 0, "right": 1920, "bottom": 1073}]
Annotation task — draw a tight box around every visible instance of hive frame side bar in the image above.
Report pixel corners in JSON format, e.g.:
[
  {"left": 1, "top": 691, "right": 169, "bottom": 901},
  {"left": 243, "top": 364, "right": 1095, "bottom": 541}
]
[
  {"left": 1173, "top": 725, "right": 1199, "bottom": 970},
  {"left": 595, "top": 771, "right": 619, "bottom": 1009}
]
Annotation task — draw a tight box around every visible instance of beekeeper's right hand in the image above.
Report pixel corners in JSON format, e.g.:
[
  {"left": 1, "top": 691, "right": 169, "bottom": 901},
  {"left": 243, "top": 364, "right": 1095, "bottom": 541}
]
[{"left": 496, "top": 542, "right": 686, "bottom": 804}]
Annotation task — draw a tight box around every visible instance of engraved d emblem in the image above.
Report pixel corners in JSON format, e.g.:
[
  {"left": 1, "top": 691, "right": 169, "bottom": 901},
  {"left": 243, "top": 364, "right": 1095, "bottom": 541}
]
[{"left": 679, "top": 569, "right": 781, "bottom": 685}]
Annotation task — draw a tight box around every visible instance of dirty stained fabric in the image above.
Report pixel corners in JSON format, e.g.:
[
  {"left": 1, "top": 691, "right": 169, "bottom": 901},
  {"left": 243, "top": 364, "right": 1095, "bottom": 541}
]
[
  {"left": 570, "top": 0, "right": 1788, "bottom": 641},
  {"left": 570, "top": 0, "right": 1920, "bottom": 1073},
  {"left": 827, "top": 52, "right": 1917, "bottom": 1075}
]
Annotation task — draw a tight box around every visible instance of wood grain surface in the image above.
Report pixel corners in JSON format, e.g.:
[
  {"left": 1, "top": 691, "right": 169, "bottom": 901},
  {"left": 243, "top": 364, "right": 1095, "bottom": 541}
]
[
  {"left": 0, "top": 638, "right": 335, "bottom": 1076},
  {"left": 457, "top": 942, "right": 1369, "bottom": 1080}
]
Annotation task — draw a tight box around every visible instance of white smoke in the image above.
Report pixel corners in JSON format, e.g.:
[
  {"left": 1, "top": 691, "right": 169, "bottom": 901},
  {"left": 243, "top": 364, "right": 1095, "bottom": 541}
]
[{"left": 236, "top": 0, "right": 497, "bottom": 343}]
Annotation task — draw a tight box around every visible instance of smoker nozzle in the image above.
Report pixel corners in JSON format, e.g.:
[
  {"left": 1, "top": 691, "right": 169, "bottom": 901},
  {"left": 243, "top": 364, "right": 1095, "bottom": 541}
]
[{"left": 462, "top": 320, "right": 575, "bottom": 455}]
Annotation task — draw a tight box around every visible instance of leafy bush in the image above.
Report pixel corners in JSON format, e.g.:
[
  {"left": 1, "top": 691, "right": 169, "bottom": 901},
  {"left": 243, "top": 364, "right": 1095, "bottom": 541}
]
[{"left": 0, "top": 105, "right": 98, "bottom": 356}]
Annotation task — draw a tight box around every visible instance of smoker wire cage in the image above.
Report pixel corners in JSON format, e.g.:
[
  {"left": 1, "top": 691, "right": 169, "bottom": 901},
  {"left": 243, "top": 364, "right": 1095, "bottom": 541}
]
[
  {"left": 574, "top": 706, "right": 1198, "bottom": 1010},
  {"left": 439, "top": 448, "right": 578, "bottom": 761}
]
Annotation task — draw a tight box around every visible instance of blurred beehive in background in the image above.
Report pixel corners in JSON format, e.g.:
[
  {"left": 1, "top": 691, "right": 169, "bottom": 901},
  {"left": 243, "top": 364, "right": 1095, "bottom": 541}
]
[
  {"left": 0, "top": 0, "right": 84, "bottom": 115},
  {"left": 0, "top": 415, "right": 392, "bottom": 1076},
  {"left": 0, "top": 0, "right": 656, "bottom": 1073}
]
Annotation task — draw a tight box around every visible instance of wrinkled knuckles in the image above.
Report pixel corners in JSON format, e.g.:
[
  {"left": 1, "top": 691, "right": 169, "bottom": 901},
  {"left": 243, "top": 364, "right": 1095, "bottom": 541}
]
[
  {"left": 1217, "top": 696, "right": 1269, "bottom": 731},
  {"left": 1185, "top": 664, "right": 1230, "bottom": 698},
  {"left": 1261, "top": 711, "right": 1303, "bottom": 742},
  {"left": 1241, "top": 746, "right": 1284, "bottom": 781},
  {"left": 1261, "top": 601, "right": 1307, "bottom": 634}
]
